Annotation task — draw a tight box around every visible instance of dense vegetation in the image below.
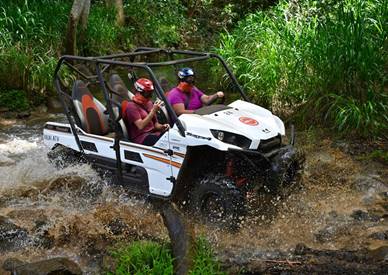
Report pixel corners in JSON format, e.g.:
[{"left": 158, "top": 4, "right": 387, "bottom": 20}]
[
  {"left": 0, "top": 0, "right": 386, "bottom": 130},
  {"left": 218, "top": 0, "right": 387, "bottom": 136},
  {"left": 108, "top": 238, "right": 224, "bottom": 274}
]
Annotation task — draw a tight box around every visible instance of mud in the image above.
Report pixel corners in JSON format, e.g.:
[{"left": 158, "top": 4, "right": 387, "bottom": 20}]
[{"left": 0, "top": 117, "right": 387, "bottom": 274}]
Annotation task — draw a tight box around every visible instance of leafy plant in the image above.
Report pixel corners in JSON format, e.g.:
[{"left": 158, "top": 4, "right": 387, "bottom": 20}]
[
  {"left": 0, "top": 90, "right": 30, "bottom": 111},
  {"left": 218, "top": 0, "right": 388, "bottom": 137},
  {"left": 107, "top": 237, "right": 225, "bottom": 274}
]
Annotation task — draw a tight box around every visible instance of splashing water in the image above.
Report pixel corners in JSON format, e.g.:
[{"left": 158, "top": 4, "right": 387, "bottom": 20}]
[{"left": 0, "top": 117, "right": 387, "bottom": 273}]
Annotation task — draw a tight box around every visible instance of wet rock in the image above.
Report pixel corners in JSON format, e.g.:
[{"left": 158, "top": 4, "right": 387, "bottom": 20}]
[
  {"left": 368, "top": 246, "right": 388, "bottom": 262},
  {"left": 314, "top": 225, "right": 338, "bottom": 243},
  {"left": 0, "top": 155, "right": 15, "bottom": 166},
  {"left": 380, "top": 191, "right": 388, "bottom": 200},
  {"left": 0, "top": 107, "right": 9, "bottom": 113},
  {"left": 1, "top": 111, "right": 18, "bottom": 119},
  {"left": 369, "top": 231, "right": 388, "bottom": 240},
  {"left": 0, "top": 216, "right": 29, "bottom": 252},
  {"left": 106, "top": 218, "right": 128, "bottom": 235},
  {"left": 294, "top": 243, "right": 311, "bottom": 255},
  {"left": 46, "top": 97, "right": 62, "bottom": 112},
  {"left": 16, "top": 111, "right": 31, "bottom": 119},
  {"left": 3, "top": 257, "right": 82, "bottom": 275},
  {"left": 352, "top": 175, "right": 387, "bottom": 193},
  {"left": 350, "top": 210, "right": 380, "bottom": 222}
]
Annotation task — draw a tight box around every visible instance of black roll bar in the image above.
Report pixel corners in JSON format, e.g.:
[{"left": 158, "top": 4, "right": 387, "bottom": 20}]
[{"left": 52, "top": 48, "right": 249, "bottom": 185}]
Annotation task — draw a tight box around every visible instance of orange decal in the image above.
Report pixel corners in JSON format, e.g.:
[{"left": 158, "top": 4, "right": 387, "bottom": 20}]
[
  {"left": 239, "top": 117, "right": 258, "bottom": 126},
  {"left": 143, "top": 153, "right": 182, "bottom": 168}
]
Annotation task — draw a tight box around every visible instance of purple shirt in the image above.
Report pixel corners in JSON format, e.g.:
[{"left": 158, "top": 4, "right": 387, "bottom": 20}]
[
  {"left": 167, "top": 86, "right": 204, "bottom": 110},
  {"left": 124, "top": 101, "right": 159, "bottom": 144}
]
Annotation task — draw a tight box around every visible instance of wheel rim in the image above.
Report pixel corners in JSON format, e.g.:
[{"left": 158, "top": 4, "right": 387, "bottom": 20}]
[
  {"left": 283, "top": 160, "right": 298, "bottom": 185},
  {"left": 200, "top": 192, "right": 226, "bottom": 221}
]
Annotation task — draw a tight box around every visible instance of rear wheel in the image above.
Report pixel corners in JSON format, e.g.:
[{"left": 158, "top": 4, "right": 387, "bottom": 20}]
[
  {"left": 190, "top": 174, "right": 246, "bottom": 228},
  {"left": 47, "top": 145, "right": 84, "bottom": 168}
]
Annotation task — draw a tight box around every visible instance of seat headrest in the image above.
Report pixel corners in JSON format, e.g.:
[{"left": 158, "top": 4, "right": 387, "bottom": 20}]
[{"left": 72, "top": 80, "right": 110, "bottom": 135}]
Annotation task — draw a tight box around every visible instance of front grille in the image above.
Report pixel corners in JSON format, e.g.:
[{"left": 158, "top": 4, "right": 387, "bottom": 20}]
[{"left": 258, "top": 136, "right": 281, "bottom": 153}]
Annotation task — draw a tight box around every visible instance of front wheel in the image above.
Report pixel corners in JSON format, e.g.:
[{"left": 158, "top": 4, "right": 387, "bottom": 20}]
[{"left": 190, "top": 174, "right": 246, "bottom": 228}]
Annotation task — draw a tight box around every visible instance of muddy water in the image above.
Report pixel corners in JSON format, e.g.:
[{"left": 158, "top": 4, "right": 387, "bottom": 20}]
[{"left": 0, "top": 115, "right": 387, "bottom": 274}]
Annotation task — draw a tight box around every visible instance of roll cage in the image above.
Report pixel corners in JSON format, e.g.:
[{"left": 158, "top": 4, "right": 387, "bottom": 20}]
[{"left": 53, "top": 47, "right": 250, "bottom": 184}]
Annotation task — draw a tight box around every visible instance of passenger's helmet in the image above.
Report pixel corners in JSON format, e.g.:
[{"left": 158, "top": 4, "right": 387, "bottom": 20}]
[
  {"left": 134, "top": 78, "right": 154, "bottom": 93},
  {"left": 177, "top": 67, "right": 194, "bottom": 80}
]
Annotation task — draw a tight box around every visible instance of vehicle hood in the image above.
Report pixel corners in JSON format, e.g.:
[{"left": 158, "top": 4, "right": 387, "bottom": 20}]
[{"left": 178, "top": 100, "right": 285, "bottom": 149}]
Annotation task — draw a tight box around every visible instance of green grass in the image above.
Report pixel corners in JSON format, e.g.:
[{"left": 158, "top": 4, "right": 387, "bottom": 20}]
[
  {"left": 218, "top": 0, "right": 388, "bottom": 137},
  {"left": 107, "top": 237, "right": 225, "bottom": 275}
]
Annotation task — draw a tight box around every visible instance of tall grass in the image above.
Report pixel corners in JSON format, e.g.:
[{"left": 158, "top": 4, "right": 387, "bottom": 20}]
[{"left": 218, "top": 0, "right": 387, "bottom": 136}]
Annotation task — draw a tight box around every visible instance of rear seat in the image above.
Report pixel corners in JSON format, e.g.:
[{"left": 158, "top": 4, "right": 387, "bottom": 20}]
[
  {"left": 72, "top": 80, "right": 110, "bottom": 135},
  {"left": 72, "top": 79, "right": 129, "bottom": 140}
]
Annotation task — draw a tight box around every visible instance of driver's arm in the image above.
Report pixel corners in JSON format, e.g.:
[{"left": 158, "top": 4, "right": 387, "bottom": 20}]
[
  {"left": 172, "top": 103, "right": 194, "bottom": 116},
  {"left": 201, "top": 91, "right": 224, "bottom": 105}
]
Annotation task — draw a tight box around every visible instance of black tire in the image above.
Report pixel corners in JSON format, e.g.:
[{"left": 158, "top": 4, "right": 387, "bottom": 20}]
[
  {"left": 47, "top": 145, "right": 84, "bottom": 168},
  {"left": 190, "top": 174, "right": 246, "bottom": 228},
  {"left": 270, "top": 148, "right": 305, "bottom": 195}
]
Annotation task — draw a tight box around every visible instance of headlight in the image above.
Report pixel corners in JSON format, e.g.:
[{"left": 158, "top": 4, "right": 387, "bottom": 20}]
[{"left": 210, "top": 130, "right": 251, "bottom": 148}]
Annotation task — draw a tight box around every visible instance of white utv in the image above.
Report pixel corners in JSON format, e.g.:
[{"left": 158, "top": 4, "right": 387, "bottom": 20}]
[{"left": 43, "top": 47, "right": 302, "bottom": 226}]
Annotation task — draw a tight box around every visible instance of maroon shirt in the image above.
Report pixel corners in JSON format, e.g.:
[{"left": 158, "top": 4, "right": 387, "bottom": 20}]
[{"left": 124, "top": 101, "right": 159, "bottom": 144}]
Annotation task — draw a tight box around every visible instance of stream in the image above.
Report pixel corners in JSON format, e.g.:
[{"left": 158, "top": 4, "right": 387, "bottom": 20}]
[{"left": 0, "top": 113, "right": 387, "bottom": 274}]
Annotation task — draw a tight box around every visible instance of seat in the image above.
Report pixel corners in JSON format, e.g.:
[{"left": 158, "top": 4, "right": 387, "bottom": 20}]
[
  {"left": 72, "top": 80, "right": 110, "bottom": 135},
  {"left": 109, "top": 74, "right": 134, "bottom": 115},
  {"left": 108, "top": 74, "right": 133, "bottom": 140}
]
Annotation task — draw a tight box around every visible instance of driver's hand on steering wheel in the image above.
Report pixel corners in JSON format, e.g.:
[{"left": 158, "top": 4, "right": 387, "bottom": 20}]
[{"left": 216, "top": 91, "right": 224, "bottom": 98}]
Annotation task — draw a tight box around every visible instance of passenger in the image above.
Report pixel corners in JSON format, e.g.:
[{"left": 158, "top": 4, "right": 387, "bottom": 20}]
[
  {"left": 167, "top": 67, "right": 224, "bottom": 116},
  {"left": 123, "top": 78, "right": 169, "bottom": 146}
]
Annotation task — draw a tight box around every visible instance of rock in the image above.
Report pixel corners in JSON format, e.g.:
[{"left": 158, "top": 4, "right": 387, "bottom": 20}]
[
  {"left": 106, "top": 218, "right": 128, "bottom": 235},
  {"left": 352, "top": 175, "right": 387, "bottom": 193},
  {"left": 46, "top": 97, "right": 62, "bottom": 113},
  {"left": 368, "top": 246, "right": 388, "bottom": 262},
  {"left": 0, "top": 216, "right": 29, "bottom": 252},
  {"left": 294, "top": 243, "right": 311, "bottom": 255},
  {"left": 2, "top": 257, "right": 82, "bottom": 275},
  {"left": 0, "top": 107, "right": 9, "bottom": 113},
  {"left": 16, "top": 111, "right": 31, "bottom": 119},
  {"left": 314, "top": 225, "right": 337, "bottom": 243},
  {"left": 369, "top": 231, "right": 388, "bottom": 240},
  {"left": 350, "top": 210, "right": 380, "bottom": 222},
  {"left": 35, "top": 104, "right": 48, "bottom": 113},
  {"left": 0, "top": 155, "right": 15, "bottom": 166}
]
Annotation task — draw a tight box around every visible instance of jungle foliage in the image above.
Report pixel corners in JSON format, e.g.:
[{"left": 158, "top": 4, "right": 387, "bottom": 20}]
[{"left": 218, "top": 0, "right": 387, "bottom": 136}]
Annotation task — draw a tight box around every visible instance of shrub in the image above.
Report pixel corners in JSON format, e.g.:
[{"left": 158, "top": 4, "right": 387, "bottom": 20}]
[
  {"left": 218, "top": 0, "right": 388, "bottom": 136},
  {"left": 0, "top": 90, "right": 30, "bottom": 111}
]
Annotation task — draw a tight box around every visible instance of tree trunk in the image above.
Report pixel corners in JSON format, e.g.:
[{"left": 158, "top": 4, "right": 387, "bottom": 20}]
[
  {"left": 64, "top": 0, "right": 91, "bottom": 56},
  {"left": 151, "top": 200, "right": 195, "bottom": 275},
  {"left": 106, "top": 0, "right": 125, "bottom": 26}
]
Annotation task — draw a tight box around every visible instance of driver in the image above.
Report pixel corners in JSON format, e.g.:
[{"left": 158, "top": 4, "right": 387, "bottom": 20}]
[
  {"left": 167, "top": 67, "right": 224, "bottom": 116},
  {"left": 123, "top": 78, "right": 169, "bottom": 146}
]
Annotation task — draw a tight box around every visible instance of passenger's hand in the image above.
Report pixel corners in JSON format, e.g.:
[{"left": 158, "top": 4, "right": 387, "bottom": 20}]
[
  {"left": 151, "top": 102, "right": 162, "bottom": 114},
  {"left": 162, "top": 124, "right": 170, "bottom": 131},
  {"left": 216, "top": 91, "right": 224, "bottom": 98}
]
